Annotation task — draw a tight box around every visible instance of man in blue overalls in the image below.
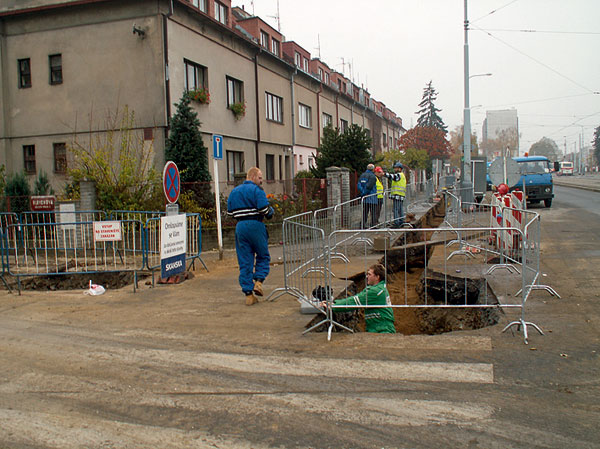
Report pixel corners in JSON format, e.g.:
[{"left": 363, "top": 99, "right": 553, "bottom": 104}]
[{"left": 227, "top": 167, "right": 274, "bottom": 305}]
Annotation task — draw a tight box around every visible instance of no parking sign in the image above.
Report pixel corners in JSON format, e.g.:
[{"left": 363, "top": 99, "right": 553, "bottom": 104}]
[{"left": 163, "top": 161, "right": 180, "bottom": 204}]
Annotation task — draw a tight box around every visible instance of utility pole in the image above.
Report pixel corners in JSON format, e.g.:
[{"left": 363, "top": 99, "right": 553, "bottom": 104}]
[{"left": 461, "top": 0, "right": 473, "bottom": 201}]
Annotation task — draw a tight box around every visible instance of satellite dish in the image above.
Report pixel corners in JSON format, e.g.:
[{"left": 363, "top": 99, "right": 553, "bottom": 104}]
[{"left": 488, "top": 157, "right": 520, "bottom": 187}]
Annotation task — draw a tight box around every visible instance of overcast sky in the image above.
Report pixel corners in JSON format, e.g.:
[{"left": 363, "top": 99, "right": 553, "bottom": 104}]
[{"left": 234, "top": 0, "right": 599, "bottom": 156}]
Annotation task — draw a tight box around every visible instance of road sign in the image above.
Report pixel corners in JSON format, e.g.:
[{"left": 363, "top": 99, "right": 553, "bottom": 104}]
[
  {"left": 160, "top": 214, "right": 187, "bottom": 279},
  {"left": 489, "top": 157, "right": 520, "bottom": 187},
  {"left": 213, "top": 134, "right": 223, "bottom": 160},
  {"left": 163, "top": 161, "right": 180, "bottom": 204}
]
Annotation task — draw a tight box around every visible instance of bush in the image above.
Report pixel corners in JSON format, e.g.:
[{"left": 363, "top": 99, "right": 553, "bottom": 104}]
[{"left": 5, "top": 171, "right": 31, "bottom": 214}]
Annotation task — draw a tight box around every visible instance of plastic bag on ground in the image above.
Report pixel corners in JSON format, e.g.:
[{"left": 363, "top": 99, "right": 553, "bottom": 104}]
[{"left": 84, "top": 280, "right": 105, "bottom": 296}]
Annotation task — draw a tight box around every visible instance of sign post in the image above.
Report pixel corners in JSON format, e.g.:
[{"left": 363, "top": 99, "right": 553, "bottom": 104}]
[
  {"left": 161, "top": 161, "right": 185, "bottom": 278},
  {"left": 212, "top": 135, "right": 224, "bottom": 260}
]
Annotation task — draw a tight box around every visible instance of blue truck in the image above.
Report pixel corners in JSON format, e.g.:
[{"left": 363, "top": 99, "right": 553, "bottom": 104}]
[{"left": 487, "top": 155, "right": 554, "bottom": 208}]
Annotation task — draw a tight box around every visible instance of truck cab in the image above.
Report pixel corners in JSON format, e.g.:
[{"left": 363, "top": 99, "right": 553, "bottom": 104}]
[{"left": 512, "top": 156, "right": 554, "bottom": 207}]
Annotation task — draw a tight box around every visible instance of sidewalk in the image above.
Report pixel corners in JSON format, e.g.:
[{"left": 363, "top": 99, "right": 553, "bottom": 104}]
[{"left": 553, "top": 172, "right": 600, "bottom": 192}]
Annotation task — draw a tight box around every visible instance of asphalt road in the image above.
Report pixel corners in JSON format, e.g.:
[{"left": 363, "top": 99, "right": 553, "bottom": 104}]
[
  {"left": 554, "top": 184, "right": 600, "bottom": 217},
  {"left": 0, "top": 189, "right": 599, "bottom": 448}
]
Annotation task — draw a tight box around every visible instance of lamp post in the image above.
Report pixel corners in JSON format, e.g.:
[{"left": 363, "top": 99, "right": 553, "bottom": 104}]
[{"left": 462, "top": 0, "right": 491, "bottom": 194}]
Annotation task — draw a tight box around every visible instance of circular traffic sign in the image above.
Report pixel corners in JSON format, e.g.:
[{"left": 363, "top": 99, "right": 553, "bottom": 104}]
[
  {"left": 488, "top": 157, "right": 521, "bottom": 188},
  {"left": 163, "top": 161, "right": 180, "bottom": 204}
]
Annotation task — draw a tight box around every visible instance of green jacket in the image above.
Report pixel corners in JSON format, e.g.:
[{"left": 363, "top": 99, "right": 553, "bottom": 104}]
[{"left": 332, "top": 281, "right": 396, "bottom": 333}]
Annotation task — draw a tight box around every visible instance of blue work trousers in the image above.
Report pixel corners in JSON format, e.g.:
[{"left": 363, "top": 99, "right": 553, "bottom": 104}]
[
  {"left": 235, "top": 220, "right": 270, "bottom": 294},
  {"left": 392, "top": 197, "right": 404, "bottom": 227}
]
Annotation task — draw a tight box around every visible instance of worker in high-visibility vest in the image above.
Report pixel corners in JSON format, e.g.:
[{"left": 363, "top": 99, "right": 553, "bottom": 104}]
[
  {"left": 383, "top": 162, "right": 406, "bottom": 227},
  {"left": 374, "top": 166, "right": 385, "bottom": 224}
]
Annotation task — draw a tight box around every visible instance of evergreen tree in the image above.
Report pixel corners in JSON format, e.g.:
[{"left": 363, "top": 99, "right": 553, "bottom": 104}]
[
  {"left": 311, "top": 124, "right": 373, "bottom": 178},
  {"left": 416, "top": 81, "right": 447, "bottom": 133},
  {"left": 33, "top": 170, "right": 54, "bottom": 196},
  {"left": 593, "top": 125, "right": 600, "bottom": 167},
  {"left": 166, "top": 94, "right": 211, "bottom": 183}
]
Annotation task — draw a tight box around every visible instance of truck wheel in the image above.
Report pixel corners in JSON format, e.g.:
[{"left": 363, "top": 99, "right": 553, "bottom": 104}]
[{"left": 544, "top": 199, "right": 552, "bottom": 208}]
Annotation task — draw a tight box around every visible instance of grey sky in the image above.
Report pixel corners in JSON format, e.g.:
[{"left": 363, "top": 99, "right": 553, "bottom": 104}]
[{"left": 236, "top": 0, "right": 599, "bottom": 156}]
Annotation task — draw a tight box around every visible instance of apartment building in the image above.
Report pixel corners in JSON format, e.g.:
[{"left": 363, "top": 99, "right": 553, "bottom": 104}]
[{"left": 0, "top": 0, "right": 404, "bottom": 195}]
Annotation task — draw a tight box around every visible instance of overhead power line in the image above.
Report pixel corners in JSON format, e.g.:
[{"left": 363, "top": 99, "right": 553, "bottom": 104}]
[
  {"left": 480, "top": 28, "right": 600, "bottom": 35},
  {"left": 472, "top": 25, "right": 598, "bottom": 94},
  {"left": 472, "top": 0, "right": 520, "bottom": 22}
]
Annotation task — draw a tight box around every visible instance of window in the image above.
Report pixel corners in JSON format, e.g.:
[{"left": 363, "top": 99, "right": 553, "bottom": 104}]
[
  {"left": 390, "top": 136, "right": 393, "bottom": 148},
  {"left": 298, "top": 103, "right": 311, "bottom": 128},
  {"left": 278, "top": 155, "right": 282, "bottom": 180},
  {"left": 265, "top": 154, "right": 275, "bottom": 181},
  {"left": 303, "top": 58, "right": 309, "bottom": 72},
  {"left": 324, "top": 72, "right": 329, "bottom": 85},
  {"left": 341, "top": 119, "right": 349, "bottom": 133},
  {"left": 215, "top": 1, "right": 227, "bottom": 25},
  {"left": 340, "top": 119, "right": 348, "bottom": 133},
  {"left": 184, "top": 59, "right": 207, "bottom": 91},
  {"left": 49, "top": 54, "right": 62, "bottom": 85},
  {"left": 322, "top": 112, "right": 332, "bottom": 128},
  {"left": 191, "top": 0, "right": 206, "bottom": 12},
  {"left": 265, "top": 92, "right": 283, "bottom": 123},
  {"left": 318, "top": 68, "right": 323, "bottom": 81},
  {"left": 226, "top": 76, "right": 243, "bottom": 107},
  {"left": 226, "top": 150, "right": 244, "bottom": 182},
  {"left": 260, "top": 31, "right": 269, "bottom": 49},
  {"left": 294, "top": 52, "right": 301, "bottom": 67},
  {"left": 383, "top": 133, "right": 387, "bottom": 147},
  {"left": 23, "top": 145, "right": 36, "bottom": 174},
  {"left": 271, "top": 38, "right": 280, "bottom": 57},
  {"left": 18, "top": 58, "right": 31, "bottom": 88},
  {"left": 308, "top": 156, "right": 315, "bottom": 168},
  {"left": 53, "top": 143, "right": 67, "bottom": 174}
]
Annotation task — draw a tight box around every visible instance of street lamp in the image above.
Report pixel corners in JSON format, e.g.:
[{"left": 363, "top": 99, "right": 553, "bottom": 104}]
[{"left": 462, "top": 0, "right": 492, "bottom": 196}]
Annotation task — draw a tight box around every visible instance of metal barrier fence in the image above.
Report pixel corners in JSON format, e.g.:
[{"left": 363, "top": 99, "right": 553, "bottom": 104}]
[
  {"left": 5, "top": 219, "right": 146, "bottom": 292},
  {"left": 269, "top": 181, "right": 436, "bottom": 304},
  {"left": 307, "top": 225, "right": 542, "bottom": 343},
  {"left": 276, "top": 184, "right": 554, "bottom": 344},
  {"left": 0, "top": 211, "right": 206, "bottom": 293}
]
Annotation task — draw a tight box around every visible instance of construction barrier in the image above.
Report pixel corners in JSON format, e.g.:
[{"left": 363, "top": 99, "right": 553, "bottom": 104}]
[
  {"left": 276, "top": 186, "right": 555, "bottom": 344},
  {"left": 0, "top": 211, "right": 205, "bottom": 293}
]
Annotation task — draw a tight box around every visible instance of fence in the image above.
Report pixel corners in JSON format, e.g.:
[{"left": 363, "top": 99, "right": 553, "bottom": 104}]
[
  {"left": 274, "top": 184, "right": 556, "bottom": 344},
  {"left": 0, "top": 210, "right": 205, "bottom": 293}
]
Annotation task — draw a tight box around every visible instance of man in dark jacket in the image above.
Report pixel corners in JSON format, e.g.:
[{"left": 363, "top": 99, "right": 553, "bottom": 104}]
[
  {"left": 357, "top": 163, "right": 378, "bottom": 228},
  {"left": 227, "top": 167, "right": 274, "bottom": 305}
]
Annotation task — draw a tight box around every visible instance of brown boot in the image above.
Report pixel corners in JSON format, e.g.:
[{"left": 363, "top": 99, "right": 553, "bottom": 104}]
[
  {"left": 253, "top": 280, "right": 264, "bottom": 296},
  {"left": 245, "top": 293, "right": 259, "bottom": 306}
]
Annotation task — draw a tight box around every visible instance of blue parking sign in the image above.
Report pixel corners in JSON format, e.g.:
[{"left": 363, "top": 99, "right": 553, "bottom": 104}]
[{"left": 213, "top": 134, "right": 223, "bottom": 160}]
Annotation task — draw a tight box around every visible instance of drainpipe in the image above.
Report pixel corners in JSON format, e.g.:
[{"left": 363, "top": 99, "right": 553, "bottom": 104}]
[
  {"left": 290, "top": 67, "right": 297, "bottom": 181},
  {"left": 316, "top": 82, "right": 322, "bottom": 146},
  {"left": 254, "top": 49, "right": 262, "bottom": 167},
  {"left": 162, "top": 0, "right": 174, "bottom": 144},
  {"left": 335, "top": 94, "right": 339, "bottom": 129}
]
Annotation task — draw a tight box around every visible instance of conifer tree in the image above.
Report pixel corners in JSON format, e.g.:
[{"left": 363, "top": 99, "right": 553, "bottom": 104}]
[
  {"left": 416, "top": 81, "right": 447, "bottom": 134},
  {"left": 311, "top": 124, "right": 373, "bottom": 177},
  {"left": 166, "top": 94, "right": 211, "bottom": 183},
  {"left": 593, "top": 125, "right": 600, "bottom": 167}
]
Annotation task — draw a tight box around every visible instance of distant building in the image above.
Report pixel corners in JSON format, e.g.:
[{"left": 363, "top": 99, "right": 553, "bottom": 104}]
[{"left": 482, "top": 109, "right": 519, "bottom": 158}]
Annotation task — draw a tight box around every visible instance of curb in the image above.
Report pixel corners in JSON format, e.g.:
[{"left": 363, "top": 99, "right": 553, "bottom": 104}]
[{"left": 553, "top": 181, "right": 600, "bottom": 193}]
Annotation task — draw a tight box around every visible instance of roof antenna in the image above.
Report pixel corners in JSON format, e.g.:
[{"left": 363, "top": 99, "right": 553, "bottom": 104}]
[{"left": 267, "top": 0, "right": 281, "bottom": 31}]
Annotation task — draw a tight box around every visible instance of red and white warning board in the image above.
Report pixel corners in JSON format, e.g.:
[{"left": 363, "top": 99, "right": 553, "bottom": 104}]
[
  {"left": 491, "top": 190, "right": 524, "bottom": 255},
  {"left": 93, "top": 221, "right": 122, "bottom": 242}
]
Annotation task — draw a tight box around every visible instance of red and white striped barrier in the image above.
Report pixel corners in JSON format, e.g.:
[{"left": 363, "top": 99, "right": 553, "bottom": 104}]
[{"left": 491, "top": 191, "right": 524, "bottom": 256}]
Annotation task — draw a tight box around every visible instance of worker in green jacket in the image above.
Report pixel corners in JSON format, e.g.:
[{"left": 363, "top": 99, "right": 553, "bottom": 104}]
[{"left": 323, "top": 263, "right": 396, "bottom": 333}]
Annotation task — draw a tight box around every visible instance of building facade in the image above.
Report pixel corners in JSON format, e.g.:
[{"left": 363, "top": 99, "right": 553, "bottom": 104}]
[
  {"left": 482, "top": 109, "right": 519, "bottom": 158},
  {"left": 0, "top": 0, "right": 405, "bottom": 196}
]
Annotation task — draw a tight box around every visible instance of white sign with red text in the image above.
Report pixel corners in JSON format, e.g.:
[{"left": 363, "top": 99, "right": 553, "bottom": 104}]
[{"left": 93, "top": 221, "right": 122, "bottom": 242}]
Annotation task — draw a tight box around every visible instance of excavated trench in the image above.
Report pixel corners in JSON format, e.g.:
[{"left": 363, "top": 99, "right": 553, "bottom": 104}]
[{"left": 307, "top": 198, "right": 504, "bottom": 335}]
